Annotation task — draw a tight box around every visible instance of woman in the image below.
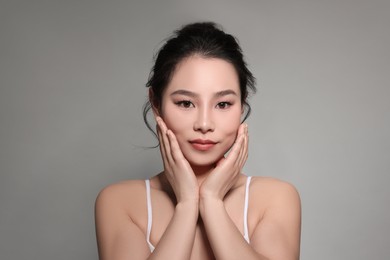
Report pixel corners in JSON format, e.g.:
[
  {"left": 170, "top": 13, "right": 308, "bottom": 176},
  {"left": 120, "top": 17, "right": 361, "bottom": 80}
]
[{"left": 95, "top": 22, "right": 301, "bottom": 260}]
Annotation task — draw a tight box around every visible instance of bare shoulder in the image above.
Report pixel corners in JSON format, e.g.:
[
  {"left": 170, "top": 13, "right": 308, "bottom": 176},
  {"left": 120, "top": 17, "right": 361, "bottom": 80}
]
[
  {"left": 249, "top": 176, "right": 301, "bottom": 210},
  {"left": 95, "top": 179, "right": 148, "bottom": 221},
  {"left": 248, "top": 177, "right": 301, "bottom": 258},
  {"left": 251, "top": 176, "right": 300, "bottom": 196},
  {"left": 95, "top": 180, "right": 152, "bottom": 258},
  {"left": 96, "top": 180, "right": 145, "bottom": 204}
]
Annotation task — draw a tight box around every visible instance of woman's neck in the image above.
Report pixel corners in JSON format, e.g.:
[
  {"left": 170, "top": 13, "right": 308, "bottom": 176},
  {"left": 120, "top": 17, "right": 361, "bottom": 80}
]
[
  {"left": 191, "top": 164, "right": 215, "bottom": 186},
  {"left": 157, "top": 163, "right": 216, "bottom": 198}
]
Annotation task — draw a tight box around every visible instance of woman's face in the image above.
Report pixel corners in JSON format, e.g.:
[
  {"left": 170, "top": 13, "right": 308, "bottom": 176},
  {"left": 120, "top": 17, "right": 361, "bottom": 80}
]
[{"left": 158, "top": 55, "right": 242, "bottom": 166}]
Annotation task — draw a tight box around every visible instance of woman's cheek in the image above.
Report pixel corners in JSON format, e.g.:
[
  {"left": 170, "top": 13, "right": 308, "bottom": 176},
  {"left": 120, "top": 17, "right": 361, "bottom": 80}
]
[
  {"left": 223, "top": 126, "right": 240, "bottom": 150},
  {"left": 164, "top": 118, "right": 186, "bottom": 135},
  {"left": 162, "top": 113, "right": 180, "bottom": 132},
  {"left": 163, "top": 118, "right": 188, "bottom": 147}
]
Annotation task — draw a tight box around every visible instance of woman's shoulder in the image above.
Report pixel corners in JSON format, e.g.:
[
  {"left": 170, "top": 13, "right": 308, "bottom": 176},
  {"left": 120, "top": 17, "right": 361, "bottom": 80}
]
[
  {"left": 97, "top": 179, "right": 146, "bottom": 199},
  {"left": 250, "top": 176, "right": 298, "bottom": 190},
  {"left": 247, "top": 176, "right": 301, "bottom": 234},
  {"left": 249, "top": 176, "right": 300, "bottom": 206},
  {"left": 95, "top": 179, "right": 149, "bottom": 215}
]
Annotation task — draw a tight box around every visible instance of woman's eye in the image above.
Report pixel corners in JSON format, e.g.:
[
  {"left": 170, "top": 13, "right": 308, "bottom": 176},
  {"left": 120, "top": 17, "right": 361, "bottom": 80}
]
[
  {"left": 216, "top": 102, "right": 231, "bottom": 109},
  {"left": 176, "top": 100, "right": 194, "bottom": 108}
]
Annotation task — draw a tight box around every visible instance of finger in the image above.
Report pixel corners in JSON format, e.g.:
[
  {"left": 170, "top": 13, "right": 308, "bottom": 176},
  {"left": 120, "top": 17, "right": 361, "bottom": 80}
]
[
  {"left": 215, "top": 156, "right": 225, "bottom": 167},
  {"left": 166, "top": 129, "right": 185, "bottom": 163},
  {"left": 157, "top": 120, "right": 170, "bottom": 168},
  {"left": 157, "top": 117, "right": 174, "bottom": 165},
  {"left": 238, "top": 125, "right": 248, "bottom": 168},
  {"left": 156, "top": 116, "right": 169, "bottom": 135},
  {"left": 156, "top": 120, "right": 164, "bottom": 155},
  {"left": 226, "top": 126, "right": 245, "bottom": 163},
  {"left": 235, "top": 124, "right": 247, "bottom": 167}
]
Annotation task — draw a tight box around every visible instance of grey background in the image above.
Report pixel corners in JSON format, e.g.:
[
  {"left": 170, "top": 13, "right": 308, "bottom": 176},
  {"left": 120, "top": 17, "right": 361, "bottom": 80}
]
[{"left": 1, "top": 0, "right": 389, "bottom": 259}]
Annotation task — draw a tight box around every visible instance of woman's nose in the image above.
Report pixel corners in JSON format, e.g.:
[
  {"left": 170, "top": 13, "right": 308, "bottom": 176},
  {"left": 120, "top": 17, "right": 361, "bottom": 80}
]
[{"left": 193, "top": 109, "right": 215, "bottom": 133}]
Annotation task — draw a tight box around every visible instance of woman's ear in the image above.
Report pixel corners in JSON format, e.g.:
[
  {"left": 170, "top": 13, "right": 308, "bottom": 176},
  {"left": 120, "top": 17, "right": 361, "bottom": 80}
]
[{"left": 149, "top": 88, "right": 161, "bottom": 117}]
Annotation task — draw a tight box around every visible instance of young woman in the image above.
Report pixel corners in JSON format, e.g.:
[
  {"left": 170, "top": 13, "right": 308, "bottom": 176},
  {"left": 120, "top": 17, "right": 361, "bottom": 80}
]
[{"left": 95, "top": 22, "right": 301, "bottom": 260}]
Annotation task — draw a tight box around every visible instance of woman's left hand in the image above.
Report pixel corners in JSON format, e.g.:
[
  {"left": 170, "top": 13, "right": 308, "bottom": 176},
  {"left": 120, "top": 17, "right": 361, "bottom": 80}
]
[{"left": 199, "top": 123, "right": 248, "bottom": 201}]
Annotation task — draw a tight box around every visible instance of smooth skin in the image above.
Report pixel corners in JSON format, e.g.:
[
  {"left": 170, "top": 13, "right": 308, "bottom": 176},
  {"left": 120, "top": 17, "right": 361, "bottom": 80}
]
[{"left": 95, "top": 56, "right": 301, "bottom": 260}]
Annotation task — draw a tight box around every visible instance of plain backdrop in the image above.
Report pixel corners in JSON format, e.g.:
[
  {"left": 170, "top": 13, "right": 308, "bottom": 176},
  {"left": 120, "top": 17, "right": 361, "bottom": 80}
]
[{"left": 1, "top": 0, "right": 389, "bottom": 259}]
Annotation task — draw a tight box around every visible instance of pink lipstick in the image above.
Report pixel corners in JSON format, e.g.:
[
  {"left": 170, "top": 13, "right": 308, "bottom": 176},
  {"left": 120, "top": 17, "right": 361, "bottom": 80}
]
[{"left": 189, "top": 139, "right": 217, "bottom": 151}]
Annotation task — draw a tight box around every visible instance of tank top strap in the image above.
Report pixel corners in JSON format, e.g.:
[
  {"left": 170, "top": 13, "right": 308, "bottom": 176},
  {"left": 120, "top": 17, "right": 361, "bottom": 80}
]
[
  {"left": 243, "top": 176, "right": 252, "bottom": 243},
  {"left": 145, "top": 179, "right": 155, "bottom": 252}
]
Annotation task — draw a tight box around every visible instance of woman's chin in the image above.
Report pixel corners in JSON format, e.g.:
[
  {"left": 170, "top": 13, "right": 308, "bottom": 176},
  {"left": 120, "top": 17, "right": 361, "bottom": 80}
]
[{"left": 184, "top": 154, "right": 223, "bottom": 168}]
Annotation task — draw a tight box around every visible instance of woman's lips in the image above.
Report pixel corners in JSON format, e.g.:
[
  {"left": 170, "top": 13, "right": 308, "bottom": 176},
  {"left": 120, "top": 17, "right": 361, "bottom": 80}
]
[{"left": 189, "top": 139, "right": 217, "bottom": 151}]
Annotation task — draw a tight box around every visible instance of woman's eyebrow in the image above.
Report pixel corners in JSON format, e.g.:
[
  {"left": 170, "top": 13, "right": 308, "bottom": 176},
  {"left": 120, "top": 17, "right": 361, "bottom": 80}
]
[
  {"left": 214, "top": 89, "right": 238, "bottom": 97},
  {"left": 170, "top": 89, "right": 197, "bottom": 97},
  {"left": 170, "top": 89, "right": 238, "bottom": 98}
]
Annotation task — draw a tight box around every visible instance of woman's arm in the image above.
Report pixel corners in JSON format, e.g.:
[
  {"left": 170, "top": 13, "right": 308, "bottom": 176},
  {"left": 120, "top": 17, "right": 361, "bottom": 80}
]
[
  {"left": 95, "top": 184, "right": 150, "bottom": 260},
  {"left": 148, "top": 201, "right": 198, "bottom": 260},
  {"left": 95, "top": 117, "right": 201, "bottom": 260},
  {"left": 199, "top": 180, "right": 301, "bottom": 260},
  {"left": 95, "top": 183, "right": 199, "bottom": 260},
  {"left": 200, "top": 197, "right": 265, "bottom": 259},
  {"left": 199, "top": 123, "right": 263, "bottom": 259},
  {"left": 199, "top": 124, "right": 301, "bottom": 259},
  {"left": 250, "top": 180, "right": 301, "bottom": 260},
  {"left": 146, "top": 117, "right": 200, "bottom": 259}
]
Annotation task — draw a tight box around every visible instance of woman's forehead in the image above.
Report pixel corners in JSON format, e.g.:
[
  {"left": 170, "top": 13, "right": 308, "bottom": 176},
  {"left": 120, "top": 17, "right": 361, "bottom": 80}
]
[{"left": 166, "top": 56, "right": 240, "bottom": 95}]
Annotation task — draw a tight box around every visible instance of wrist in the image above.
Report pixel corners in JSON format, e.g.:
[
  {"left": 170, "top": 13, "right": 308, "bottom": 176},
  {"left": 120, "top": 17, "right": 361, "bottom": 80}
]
[
  {"left": 199, "top": 186, "right": 223, "bottom": 202},
  {"left": 176, "top": 200, "right": 199, "bottom": 215},
  {"left": 199, "top": 196, "right": 224, "bottom": 216},
  {"left": 176, "top": 192, "right": 199, "bottom": 205}
]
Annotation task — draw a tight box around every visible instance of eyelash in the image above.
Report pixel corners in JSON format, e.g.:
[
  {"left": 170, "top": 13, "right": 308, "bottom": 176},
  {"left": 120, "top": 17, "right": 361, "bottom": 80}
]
[
  {"left": 175, "top": 100, "right": 194, "bottom": 108},
  {"left": 174, "top": 100, "right": 232, "bottom": 109},
  {"left": 216, "top": 102, "right": 232, "bottom": 109}
]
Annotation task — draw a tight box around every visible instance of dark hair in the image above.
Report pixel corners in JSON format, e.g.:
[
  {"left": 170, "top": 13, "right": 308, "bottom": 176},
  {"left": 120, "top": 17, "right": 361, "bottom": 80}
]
[{"left": 143, "top": 22, "right": 256, "bottom": 136}]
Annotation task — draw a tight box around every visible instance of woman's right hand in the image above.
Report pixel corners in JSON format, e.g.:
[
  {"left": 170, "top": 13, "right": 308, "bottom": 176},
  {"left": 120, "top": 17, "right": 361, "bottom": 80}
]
[{"left": 156, "top": 116, "right": 199, "bottom": 204}]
